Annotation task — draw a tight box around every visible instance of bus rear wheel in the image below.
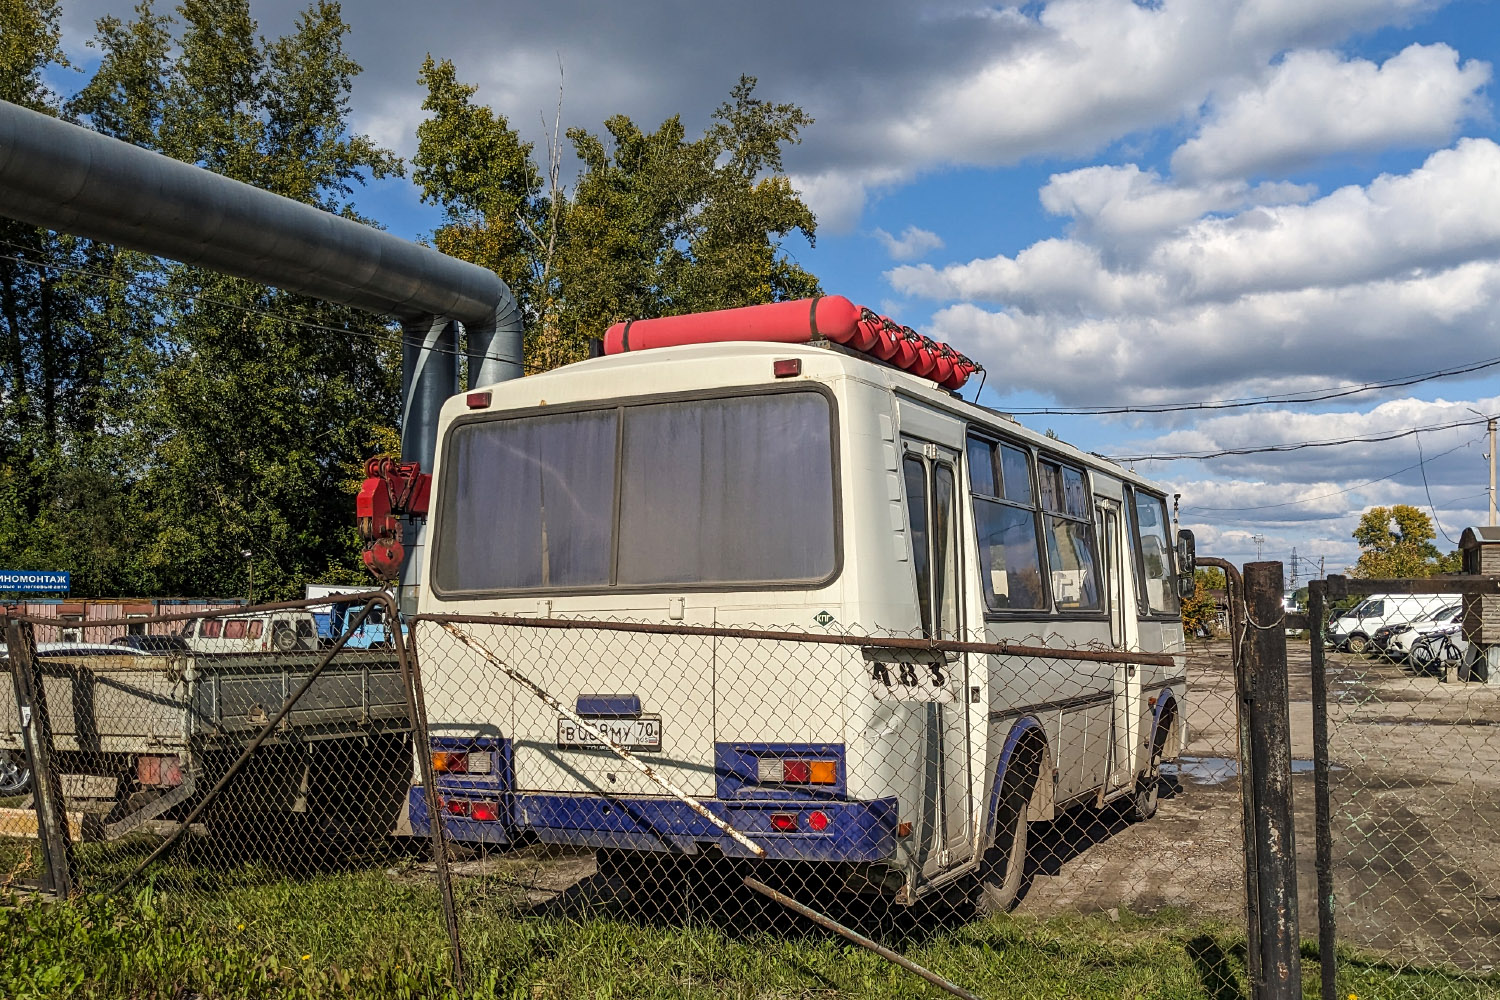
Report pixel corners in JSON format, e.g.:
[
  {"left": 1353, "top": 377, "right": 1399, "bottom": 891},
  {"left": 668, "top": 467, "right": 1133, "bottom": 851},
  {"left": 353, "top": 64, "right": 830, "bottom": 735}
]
[{"left": 975, "top": 779, "right": 1031, "bottom": 913}]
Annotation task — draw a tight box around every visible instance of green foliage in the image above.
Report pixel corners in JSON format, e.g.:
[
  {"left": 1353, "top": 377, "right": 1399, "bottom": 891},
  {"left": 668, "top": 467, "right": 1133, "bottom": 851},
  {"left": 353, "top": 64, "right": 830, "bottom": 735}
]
[
  {"left": 1351, "top": 505, "right": 1455, "bottom": 579},
  {"left": 0, "top": 0, "right": 400, "bottom": 599},
  {"left": 417, "top": 66, "right": 820, "bottom": 372},
  {"left": 1181, "top": 567, "right": 1226, "bottom": 637}
]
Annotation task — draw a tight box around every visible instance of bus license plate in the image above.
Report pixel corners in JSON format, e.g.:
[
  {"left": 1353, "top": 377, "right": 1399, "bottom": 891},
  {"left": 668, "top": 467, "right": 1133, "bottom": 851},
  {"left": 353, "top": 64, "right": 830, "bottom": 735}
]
[{"left": 557, "top": 715, "right": 662, "bottom": 752}]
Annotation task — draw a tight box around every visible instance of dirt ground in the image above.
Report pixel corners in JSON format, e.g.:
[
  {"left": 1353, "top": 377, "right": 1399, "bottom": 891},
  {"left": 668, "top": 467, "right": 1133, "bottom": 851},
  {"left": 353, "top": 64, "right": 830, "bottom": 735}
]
[
  {"left": 430, "top": 640, "right": 1500, "bottom": 973},
  {"left": 1016, "top": 639, "right": 1500, "bottom": 974}
]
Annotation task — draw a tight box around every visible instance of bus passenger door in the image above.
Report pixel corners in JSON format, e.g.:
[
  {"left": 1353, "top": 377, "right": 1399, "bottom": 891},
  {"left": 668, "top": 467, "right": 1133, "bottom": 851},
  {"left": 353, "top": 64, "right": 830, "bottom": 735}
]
[
  {"left": 901, "top": 442, "right": 973, "bottom": 877},
  {"left": 1099, "top": 499, "right": 1139, "bottom": 794}
]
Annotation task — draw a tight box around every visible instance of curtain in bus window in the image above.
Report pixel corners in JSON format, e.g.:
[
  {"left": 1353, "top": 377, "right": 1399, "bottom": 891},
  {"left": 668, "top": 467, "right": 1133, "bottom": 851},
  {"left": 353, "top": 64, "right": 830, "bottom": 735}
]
[
  {"left": 1045, "top": 518, "right": 1101, "bottom": 610},
  {"left": 973, "top": 498, "right": 1045, "bottom": 610},
  {"left": 201, "top": 619, "right": 223, "bottom": 638},
  {"left": 434, "top": 409, "right": 617, "bottom": 592},
  {"left": 223, "top": 620, "right": 248, "bottom": 640},
  {"left": 1131, "top": 492, "right": 1180, "bottom": 614},
  {"left": 616, "top": 393, "right": 836, "bottom": 586},
  {"left": 904, "top": 456, "right": 932, "bottom": 636}
]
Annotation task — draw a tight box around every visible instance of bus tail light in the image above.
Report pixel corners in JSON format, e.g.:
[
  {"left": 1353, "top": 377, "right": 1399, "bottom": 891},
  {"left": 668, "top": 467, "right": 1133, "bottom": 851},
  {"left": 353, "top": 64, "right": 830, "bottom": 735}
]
[
  {"left": 770, "top": 813, "right": 797, "bottom": 832},
  {"left": 432, "top": 751, "right": 468, "bottom": 773},
  {"left": 443, "top": 798, "right": 469, "bottom": 817},
  {"left": 755, "top": 757, "right": 837, "bottom": 785},
  {"left": 808, "top": 810, "right": 830, "bottom": 832},
  {"left": 469, "top": 801, "right": 502, "bottom": 822}
]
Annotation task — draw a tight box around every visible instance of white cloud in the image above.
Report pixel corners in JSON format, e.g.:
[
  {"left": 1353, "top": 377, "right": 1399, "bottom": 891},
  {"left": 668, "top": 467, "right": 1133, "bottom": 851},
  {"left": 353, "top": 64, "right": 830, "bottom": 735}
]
[
  {"left": 888, "top": 141, "right": 1500, "bottom": 404},
  {"left": 872, "top": 225, "right": 945, "bottom": 261},
  {"left": 1173, "top": 44, "right": 1490, "bottom": 180},
  {"left": 1038, "top": 164, "right": 1315, "bottom": 242}
]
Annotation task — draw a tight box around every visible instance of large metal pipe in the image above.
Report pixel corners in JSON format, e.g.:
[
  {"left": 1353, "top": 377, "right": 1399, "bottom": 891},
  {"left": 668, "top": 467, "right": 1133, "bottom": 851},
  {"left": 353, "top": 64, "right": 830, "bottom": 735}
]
[{"left": 0, "top": 98, "right": 524, "bottom": 428}]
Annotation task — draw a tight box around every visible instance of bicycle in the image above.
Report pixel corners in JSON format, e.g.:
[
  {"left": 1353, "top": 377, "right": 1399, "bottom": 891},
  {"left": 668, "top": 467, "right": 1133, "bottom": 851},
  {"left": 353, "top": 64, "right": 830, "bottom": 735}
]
[{"left": 1410, "top": 624, "right": 1466, "bottom": 679}]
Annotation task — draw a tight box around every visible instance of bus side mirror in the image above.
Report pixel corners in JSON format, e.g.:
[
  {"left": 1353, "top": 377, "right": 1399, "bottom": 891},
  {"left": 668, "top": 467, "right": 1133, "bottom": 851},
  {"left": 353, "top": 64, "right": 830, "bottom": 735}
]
[{"left": 1176, "top": 529, "right": 1196, "bottom": 599}]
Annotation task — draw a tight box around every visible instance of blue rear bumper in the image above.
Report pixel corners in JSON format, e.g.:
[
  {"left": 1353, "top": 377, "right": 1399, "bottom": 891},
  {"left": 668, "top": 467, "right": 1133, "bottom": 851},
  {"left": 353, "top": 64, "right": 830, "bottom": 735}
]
[{"left": 413, "top": 738, "right": 899, "bottom": 862}]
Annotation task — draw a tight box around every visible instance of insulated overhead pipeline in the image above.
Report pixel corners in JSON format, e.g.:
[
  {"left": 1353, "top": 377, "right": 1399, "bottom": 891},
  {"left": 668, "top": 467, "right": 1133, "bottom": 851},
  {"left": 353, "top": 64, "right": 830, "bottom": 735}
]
[
  {"left": 0, "top": 98, "right": 524, "bottom": 421},
  {"left": 602, "top": 295, "right": 980, "bottom": 390}
]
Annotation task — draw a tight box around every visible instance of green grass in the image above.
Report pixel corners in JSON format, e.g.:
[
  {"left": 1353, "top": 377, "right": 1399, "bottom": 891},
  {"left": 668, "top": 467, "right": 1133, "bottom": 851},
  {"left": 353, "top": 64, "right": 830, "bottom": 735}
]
[{"left": 2, "top": 860, "right": 1496, "bottom": 999}]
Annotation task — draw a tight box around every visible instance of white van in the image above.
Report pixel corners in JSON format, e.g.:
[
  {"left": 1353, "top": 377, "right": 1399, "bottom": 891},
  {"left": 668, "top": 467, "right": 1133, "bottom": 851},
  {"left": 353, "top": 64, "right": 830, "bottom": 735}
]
[
  {"left": 1327, "top": 594, "right": 1455, "bottom": 653},
  {"left": 180, "top": 610, "right": 317, "bottom": 653}
]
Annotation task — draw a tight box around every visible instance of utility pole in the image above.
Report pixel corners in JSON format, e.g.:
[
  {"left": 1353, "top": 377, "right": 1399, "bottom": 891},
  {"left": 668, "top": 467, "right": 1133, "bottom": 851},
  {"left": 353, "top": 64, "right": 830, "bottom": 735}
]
[
  {"left": 1289, "top": 547, "right": 1299, "bottom": 592},
  {"left": 1469, "top": 409, "right": 1496, "bottom": 526},
  {"left": 1490, "top": 417, "right": 1497, "bottom": 527}
]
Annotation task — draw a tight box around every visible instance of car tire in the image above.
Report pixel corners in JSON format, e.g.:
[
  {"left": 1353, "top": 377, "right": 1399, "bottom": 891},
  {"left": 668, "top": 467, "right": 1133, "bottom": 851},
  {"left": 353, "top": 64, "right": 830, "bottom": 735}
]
[
  {"left": 0, "top": 748, "right": 30, "bottom": 797},
  {"left": 1346, "top": 633, "right": 1370, "bottom": 655}
]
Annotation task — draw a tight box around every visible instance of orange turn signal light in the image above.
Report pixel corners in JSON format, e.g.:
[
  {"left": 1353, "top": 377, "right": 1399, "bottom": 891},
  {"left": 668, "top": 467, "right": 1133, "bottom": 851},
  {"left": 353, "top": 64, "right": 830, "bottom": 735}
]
[{"left": 432, "top": 751, "right": 468, "bottom": 773}]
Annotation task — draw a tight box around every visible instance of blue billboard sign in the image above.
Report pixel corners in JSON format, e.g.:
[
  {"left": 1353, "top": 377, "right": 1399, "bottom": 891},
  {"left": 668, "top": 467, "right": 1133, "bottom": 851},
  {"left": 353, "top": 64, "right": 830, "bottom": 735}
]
[{"left": 0, "top": 570, "right": 71, "bottom": 592}]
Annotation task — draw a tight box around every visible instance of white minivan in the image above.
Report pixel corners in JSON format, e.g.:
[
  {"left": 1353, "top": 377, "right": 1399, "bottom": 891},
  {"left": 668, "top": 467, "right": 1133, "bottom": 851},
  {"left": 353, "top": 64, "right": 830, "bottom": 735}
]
[
  {"left": 1327, "top": 594, "right": 1455, "bottom": 654},
  {"left": 180, "top": 610, "right": 317, "bottom": 653}
]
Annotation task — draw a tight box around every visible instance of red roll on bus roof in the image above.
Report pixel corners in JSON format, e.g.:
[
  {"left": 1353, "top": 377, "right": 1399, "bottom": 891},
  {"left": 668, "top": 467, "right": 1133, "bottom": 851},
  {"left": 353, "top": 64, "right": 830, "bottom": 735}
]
[{"left": 602, "top": 295, "right": 980, "bottom": 390}]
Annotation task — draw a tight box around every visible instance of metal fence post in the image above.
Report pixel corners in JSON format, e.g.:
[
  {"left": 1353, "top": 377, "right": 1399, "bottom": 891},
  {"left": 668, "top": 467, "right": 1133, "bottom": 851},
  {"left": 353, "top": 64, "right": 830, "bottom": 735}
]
[
  {"left": 4, "top": 616, "right": 74, "bottom": 897},
  {"left": 1243, "top": 561, "right": 1301, "bottom": 998},
  {"left": 1308, "top": 581, "right": 1336, "bottom": 1000}
]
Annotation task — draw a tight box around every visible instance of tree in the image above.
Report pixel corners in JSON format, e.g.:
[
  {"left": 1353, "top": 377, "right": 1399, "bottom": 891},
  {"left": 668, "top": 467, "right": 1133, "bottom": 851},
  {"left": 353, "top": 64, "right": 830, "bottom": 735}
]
[
  {"left": 1, "top": 0, "right": 402, "bottom": 599},
  {"left": 1351, "top": 505, "right": 1456, "bottom": 578},
  {"left": 1181, "top": 567, "right": 1226, "bottom": 638},
  {"left": 415, "top": 67, "right": 820, "bottom": 373}
]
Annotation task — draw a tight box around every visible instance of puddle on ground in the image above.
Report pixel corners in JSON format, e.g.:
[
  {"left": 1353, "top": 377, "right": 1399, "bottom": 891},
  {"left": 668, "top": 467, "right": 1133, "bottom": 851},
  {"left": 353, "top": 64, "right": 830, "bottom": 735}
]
[{"left": 1163, "top": 756, "right": 1339, "bottom": 786}]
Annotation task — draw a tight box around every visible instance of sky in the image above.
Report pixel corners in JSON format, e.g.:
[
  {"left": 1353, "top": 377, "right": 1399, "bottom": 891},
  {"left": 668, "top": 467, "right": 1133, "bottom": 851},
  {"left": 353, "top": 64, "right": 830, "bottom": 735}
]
[{"left": 47, "top": 0, "right": 1500, "bottom": 578}]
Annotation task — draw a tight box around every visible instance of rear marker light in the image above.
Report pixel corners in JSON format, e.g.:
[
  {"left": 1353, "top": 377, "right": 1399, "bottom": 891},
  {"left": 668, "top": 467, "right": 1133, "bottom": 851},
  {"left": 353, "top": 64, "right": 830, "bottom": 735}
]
[
  {"left": 770, "top": 813, "right": 798, "bottom": 832},
  {"left": 808, "top": 810, "right": 830, "bottom": 832},
  {"left": 466, "top": 391, "right": 492, "bottom": 409},
  {"left": 443, "top": 798, "right": 470, "bottom": 817},
  {"left": 469, "top": 801, "right": 501, "bottom": 822},
  {"left": 756, "top": 756, "right": 838, "bottom": 785},
  {"left": 773, "top": 358, "right": 801, "bottom": 378},
  {"left": 432, "top": 751, "right": 468, "bottom": 774}
]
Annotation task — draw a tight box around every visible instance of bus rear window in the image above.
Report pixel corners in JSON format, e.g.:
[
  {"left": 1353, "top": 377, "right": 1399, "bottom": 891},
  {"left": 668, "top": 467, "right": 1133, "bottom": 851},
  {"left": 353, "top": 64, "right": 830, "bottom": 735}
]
[{"left": 434, "top": 391, "right": 837, "bottom": 594}]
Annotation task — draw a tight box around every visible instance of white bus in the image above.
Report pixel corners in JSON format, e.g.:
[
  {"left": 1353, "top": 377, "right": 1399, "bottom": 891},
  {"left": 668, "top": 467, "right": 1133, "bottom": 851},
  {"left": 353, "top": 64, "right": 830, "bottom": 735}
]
[{"left": 414, "top": 333, "right": 1189, "bottom": 909}]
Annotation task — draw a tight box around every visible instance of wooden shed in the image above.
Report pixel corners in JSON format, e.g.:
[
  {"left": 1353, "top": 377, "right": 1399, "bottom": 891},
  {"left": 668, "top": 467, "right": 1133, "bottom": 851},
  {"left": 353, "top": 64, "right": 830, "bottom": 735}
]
[{"left": 1459, "top": 527, "right": 1500, "bottom": 643}]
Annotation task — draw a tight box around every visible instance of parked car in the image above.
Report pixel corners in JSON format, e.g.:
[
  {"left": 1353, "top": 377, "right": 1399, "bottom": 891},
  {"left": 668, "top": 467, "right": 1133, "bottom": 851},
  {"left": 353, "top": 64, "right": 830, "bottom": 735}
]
[
  {"left": 1384, "top": 604, "right": 1462, "bottom": 661},
  {"left": 1326, "top": 594, "right": 1456, "bottom": 654},
  {"left": 179, "top": 610, "right": 317, "bottom": 653},
  {"left": 110, "top": 634, "right": 191, "bottom": 655}
]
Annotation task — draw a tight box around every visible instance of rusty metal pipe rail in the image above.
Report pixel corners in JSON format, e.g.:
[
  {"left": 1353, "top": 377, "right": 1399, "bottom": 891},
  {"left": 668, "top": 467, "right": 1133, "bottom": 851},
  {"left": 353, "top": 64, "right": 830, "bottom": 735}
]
[
  {"left": 4, "top": 592, "right": 387, "bottom": 630},
  {"left": 409, "top": 613, "right": 1179, "bottom": 667}
]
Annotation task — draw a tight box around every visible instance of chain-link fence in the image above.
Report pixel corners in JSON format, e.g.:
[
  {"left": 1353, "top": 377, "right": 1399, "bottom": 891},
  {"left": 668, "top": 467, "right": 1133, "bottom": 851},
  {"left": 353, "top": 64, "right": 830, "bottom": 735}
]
[
  {"left": 4, "top": 597, "right": 1260, "bottom": 998},
  {"left": 0, "top": 593, "right": 464, "bottom": 995},
  {"left": 398, "top": 612, "right": 1249, "bottom": 1000},
  {"left": 1308, "top": 576, "right": 1500, "bottom": 1000}
]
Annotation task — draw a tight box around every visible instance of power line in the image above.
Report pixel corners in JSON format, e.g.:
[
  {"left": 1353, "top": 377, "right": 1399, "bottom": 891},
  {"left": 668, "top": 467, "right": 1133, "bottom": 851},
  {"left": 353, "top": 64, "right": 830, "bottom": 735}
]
[
  {"left": 1415, "top": 431, "right": 1458, "bottom": 546},
  {"left": 1113, "top": 415, "right": 1492, "bottom": 463},
  {"left": 1182, "top": 435, "right": 1481, "bottom": 513},
  {"left": 1003, "top": 354, "right": 1500, "bottom": 416}
]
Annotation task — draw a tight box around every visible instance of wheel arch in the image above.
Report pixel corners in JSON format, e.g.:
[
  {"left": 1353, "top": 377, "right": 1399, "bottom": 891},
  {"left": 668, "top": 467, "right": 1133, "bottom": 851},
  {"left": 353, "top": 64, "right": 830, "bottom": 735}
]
[{"left": 985, "top": 718, "right": 1053, "bottom": 847}]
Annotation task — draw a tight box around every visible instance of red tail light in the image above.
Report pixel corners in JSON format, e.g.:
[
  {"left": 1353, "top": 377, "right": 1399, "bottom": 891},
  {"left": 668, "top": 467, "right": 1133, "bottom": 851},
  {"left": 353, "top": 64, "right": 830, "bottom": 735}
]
[
  {"left": 770, "top": 813, "right": 797, "bottom": 832},
  {"left": 442, "top": 798, "right": 469, "bottom": 817},
  {"left": 808, "top": 810, "right": 830, "bottom": 832},
  {"left": 469, "top": 801, "right": 501, "bottom": 822}
]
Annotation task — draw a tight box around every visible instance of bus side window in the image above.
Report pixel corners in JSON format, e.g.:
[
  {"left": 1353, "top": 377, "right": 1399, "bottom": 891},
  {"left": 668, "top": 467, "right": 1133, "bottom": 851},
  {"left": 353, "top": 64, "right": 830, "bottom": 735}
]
[
  {"left": 968, "top": 436, "right": 1046, "bottom": 612},
  {"left": 1039, "top": 458, "right": 1102, "bottom": 611}
]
